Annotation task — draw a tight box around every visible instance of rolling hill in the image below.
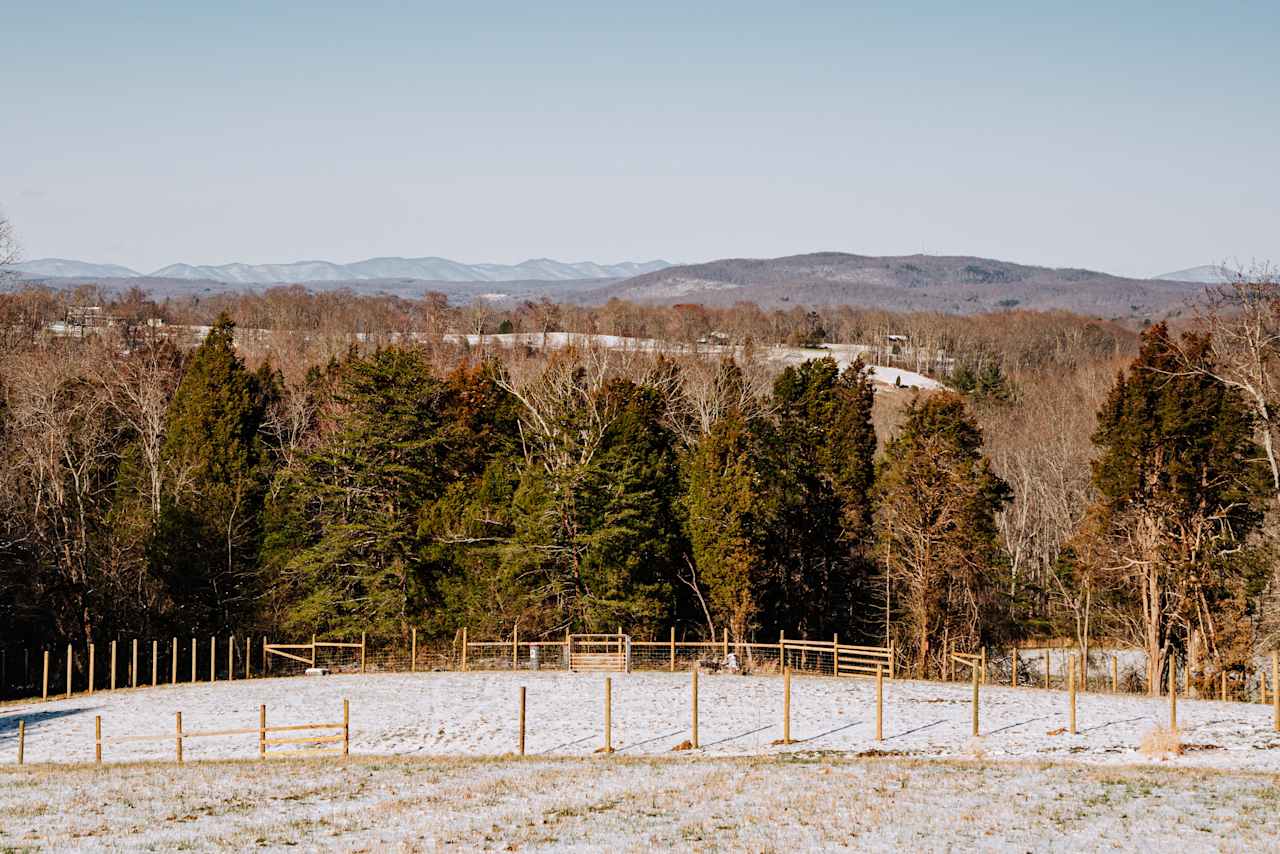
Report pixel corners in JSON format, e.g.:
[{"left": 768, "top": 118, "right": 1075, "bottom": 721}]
[{"left": 582, "top": 252, "right": 1208, "bottom": 317}]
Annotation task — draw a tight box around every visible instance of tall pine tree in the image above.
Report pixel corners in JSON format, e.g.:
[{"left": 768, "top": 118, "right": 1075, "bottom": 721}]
[
  {"left": 1085, "top": 323, "right": 1267, "bottom": 690},
  {"left": 768, "top": 357, "right": 877, "bottom": 637},
  {"left": 264, "top": 347, "right": 451, "bottom": 638},
  {"left": 154, "top": 313, "right": 270, "bottom": 630}
]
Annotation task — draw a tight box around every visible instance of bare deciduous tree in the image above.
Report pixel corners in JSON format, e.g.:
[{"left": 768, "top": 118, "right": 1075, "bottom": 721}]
[{"left": 94, "top": 334, "right": 184, "bottom": 518}]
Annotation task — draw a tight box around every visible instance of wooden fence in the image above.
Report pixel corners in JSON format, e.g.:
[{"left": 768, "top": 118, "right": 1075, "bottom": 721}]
[
  {"left": 87, "top": 700, "right": 350, "bottom": 765},
  {"left": 7, "top": 652, "right": 1280, "bottom": 768},
  {"left": 7, "top": 627, "right": 1278, "bottom": 710}
]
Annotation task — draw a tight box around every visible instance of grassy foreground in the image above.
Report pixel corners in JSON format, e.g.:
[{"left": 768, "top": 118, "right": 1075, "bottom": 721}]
[{"left": 1, "top": 753, "right": 1277, "bottom": 851}]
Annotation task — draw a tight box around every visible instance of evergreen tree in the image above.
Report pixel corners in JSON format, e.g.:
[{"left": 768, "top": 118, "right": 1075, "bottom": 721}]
[
  {"left": 503, "top": 377, "right": 685, "bottom": 634},
  {"left": 1085, "top": 323, "right": 1267, "bottom": 688},
  {"left": 264, "top": 348, "right": 452, "bottom": 637},
  {"left": 154, "top": 314, "right": 270, "bottom": 630},
  {"left": 876, "top": 392, "right": 1011, "bottom": 675},
  {"left": 767, "top": 357, "right": 877, "bottom": 636},
  {"left": 684, "top": 407, "right": 776, "bottom": 645}
]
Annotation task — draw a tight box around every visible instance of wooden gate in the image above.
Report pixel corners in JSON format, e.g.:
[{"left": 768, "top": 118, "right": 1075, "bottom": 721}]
[
  {"left": 779, "top": 639, "right": 894, "bottom": 679},
  {"left": 569, "top": 634, "right": 630, "bottom": 672},
  {"left": 264, "top": 636, "right": 366, "bottom": 673}
]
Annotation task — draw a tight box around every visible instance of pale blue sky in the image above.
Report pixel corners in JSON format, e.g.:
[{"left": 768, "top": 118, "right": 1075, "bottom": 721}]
[{"left": 2, "top": 1, "right": 1277, "bottom": 277}]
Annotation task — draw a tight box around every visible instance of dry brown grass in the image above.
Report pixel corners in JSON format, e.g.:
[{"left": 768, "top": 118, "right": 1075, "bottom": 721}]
[{"left": 1140, "top": 726, "right": 1183, "bottom": 759}]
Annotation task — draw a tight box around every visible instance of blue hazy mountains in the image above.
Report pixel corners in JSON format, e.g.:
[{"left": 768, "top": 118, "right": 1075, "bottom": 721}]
[{"left": 10, "top": 256, "right": 671, "bottom": 284}]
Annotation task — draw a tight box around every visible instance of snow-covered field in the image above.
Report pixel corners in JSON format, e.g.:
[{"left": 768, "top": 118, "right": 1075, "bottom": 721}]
[
  {"left": 3, "top": 671, "right": 1277, "bottom": 770},
  {"left": 3, "top": 672, "right": 1279, "bottom": 851},
  {"left": 2, "top": 754, "right": 1278, "bottom": 851}
]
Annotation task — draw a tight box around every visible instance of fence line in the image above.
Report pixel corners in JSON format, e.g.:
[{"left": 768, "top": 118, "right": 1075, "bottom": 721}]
[
  {"left": 85, "top": 699, "right": 350, "bottom": 765},
  {"left": 8, "top": 652, "right": 1280, "bottom": 769},
  {"left": 4, "top": 630, "right": 1277, "bottom": 711}
]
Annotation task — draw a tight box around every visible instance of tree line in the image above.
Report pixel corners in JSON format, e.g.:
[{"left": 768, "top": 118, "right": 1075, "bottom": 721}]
[{"left": 1, "top": 278, "right": 1278, "bottom": 690}]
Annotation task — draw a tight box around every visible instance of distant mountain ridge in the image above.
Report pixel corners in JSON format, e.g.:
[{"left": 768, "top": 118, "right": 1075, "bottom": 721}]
[
  {"left": 585, "top": 252, "right": 1208, "bottom": 318},
  {"left": 9, "top": 256, "right": 671, "bottom": 283},
  {"left": 8, "top": 251, "right": 1222, "bottom": 318}
]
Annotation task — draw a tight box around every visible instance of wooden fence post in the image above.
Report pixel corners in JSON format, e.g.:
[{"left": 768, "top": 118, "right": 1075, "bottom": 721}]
[
  {"left": 66, "top": 643, "right": 72, "bottom": 698},
  {"left": 783, "top": 667, "right": 793, "bottom": 744},
  {"left": 259, "top": 704, "right": 266, "bottom": 758},
  {"left": 175, "top": 711, "right": 183, "bottom": 764},
  {"left": 1221, "top": 670, "right": 1227, "bottom": 702},
  {"left": 343, "top": 698, "right": 350, "bottom": 758},
  {"left": 669, "top": 626, "right": 675, "bottom": 672},
  {"left": 245, "top": 636, "right": 251, "bottom": 679},
  {"left": 360, "top": 633, "right": 366, "bottom": 674},
  {"left": 411, "top": 628, "right": 417, "bottom": 673},
  {"left": 971, "top": 662, "right": 980, "bottom": 737},
  {"left": 151, "top": 640, "right": 157, "bottom": 688},
  {"left": 262, "top": 636, "right": 267, "bottom": 676},
  {"left": 832, "top": 633, "right": 839, "bottom": 676},
  {"left": 875, "top": 663, "right": 884, "bottom": 741},
  {"left": 228, "top": 636, "right": 234, "bottom": 681},
  {"left": 1068, "top": 657, "right": 1077, "bottom": 734},
  {"left": 518, "top": 686, "right": 526, "bottom": 756},
  {"left": 722, "top": 628, "right": 728, "bottom": 659},
  {"left": 41, "top": 650, "right": 49, "bottom": 700},
  {"left": 210, "top": 635, "right": 216, "bottom": 682},
  {"left": 1272, "top": 651, "right": 1278, "bottom": 732},
  {"left": 191, "top": 637, "right": 196, "bottom": 683},
  {"left": 603, "top": 676, "right": 614, "bottom": 753},
  {"left": 461, "top": 627, "right": 468, "bottom": 672},
  {"left": 980, "top": 647, "right": 987, "bottom": 685},
  {"left": 171, "top": 638, "right": 178, "bottom": 685},
  {"left": 691, "top": 669, "right": 699, "bottom": 749},
  {"left": 131, "top": 639, "right": 137, "bottom": 689},
  {"left": 110, "top": 641, "right": 117, "bottom": 691},
  {"left": 512, "top": 626, "right": 518, "bottom": 671},
  {"left": 1169, "top": 660, "right": 1178, "bottom": 730},
  {"left": 1111, "top": 655, "right": 1118, "bottom": 693},
  {"left": 88, "top": 643, "right": 95, "bottom": 695},
  {"left": 16, "top": 720, "right": 24, "bottom": 765},
  {"left": 889, "top": 641, "right": 896, "bottom": 679},
  {"left": 95, "top": 715, "right": 101, "bottom": 764},
  {"left": 1011, "top": 649, "right": 1018, "bottom": 689}
]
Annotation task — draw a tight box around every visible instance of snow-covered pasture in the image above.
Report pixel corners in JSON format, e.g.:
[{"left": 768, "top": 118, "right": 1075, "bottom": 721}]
[
  {"left": 3, "top": 755, "right": 1279, "bottom": 851},
  {"left": 3, "top": 671, "right": 1277, "bottom": 771}
]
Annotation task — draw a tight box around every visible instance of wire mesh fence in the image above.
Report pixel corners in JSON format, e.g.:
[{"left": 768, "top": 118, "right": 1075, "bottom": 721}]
[{"left": 4, "top": 633, "right": 1277, "bottom": 708}]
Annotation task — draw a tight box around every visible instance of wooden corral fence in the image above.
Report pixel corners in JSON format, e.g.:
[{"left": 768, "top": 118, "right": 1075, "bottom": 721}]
[
  {"left": 948, "top": 651, "right": 984, "bottom": 683},
  {"left": 569, "top": 634, "right": 631, "bottom": 672},
  {"left": 782, "top": 637, "right": 895, "bottom": 679},
  {"left": 90, "top": 699, "right": 350, "bottom": 765},
  {"left": 265, "top": 635, "right": 366, "bottom": 674}
]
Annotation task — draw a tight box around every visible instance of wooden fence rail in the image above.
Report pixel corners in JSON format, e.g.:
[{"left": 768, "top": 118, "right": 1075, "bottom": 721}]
[{"left": 91, "top": 700, "right": 350, "bottom": 765}]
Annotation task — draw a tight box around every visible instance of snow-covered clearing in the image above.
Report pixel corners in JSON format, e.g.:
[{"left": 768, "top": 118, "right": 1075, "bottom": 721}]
[
  {"left": 3, "top": 671, "right": 1277, "bottom": 770},
  {"left": 3, "top": 673, "right": 1279, "bottom": 850},
  {"left": 2, "top": 755, "right": 1277, "bottom": 851},
  {"left": 442, "top": 332, "right": 946, "bottom": 390}
]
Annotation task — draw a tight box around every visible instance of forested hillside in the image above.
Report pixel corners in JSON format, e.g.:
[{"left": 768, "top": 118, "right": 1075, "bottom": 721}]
[{"left": 1, "top": 278, "right": 1277, "bottom": 685}]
